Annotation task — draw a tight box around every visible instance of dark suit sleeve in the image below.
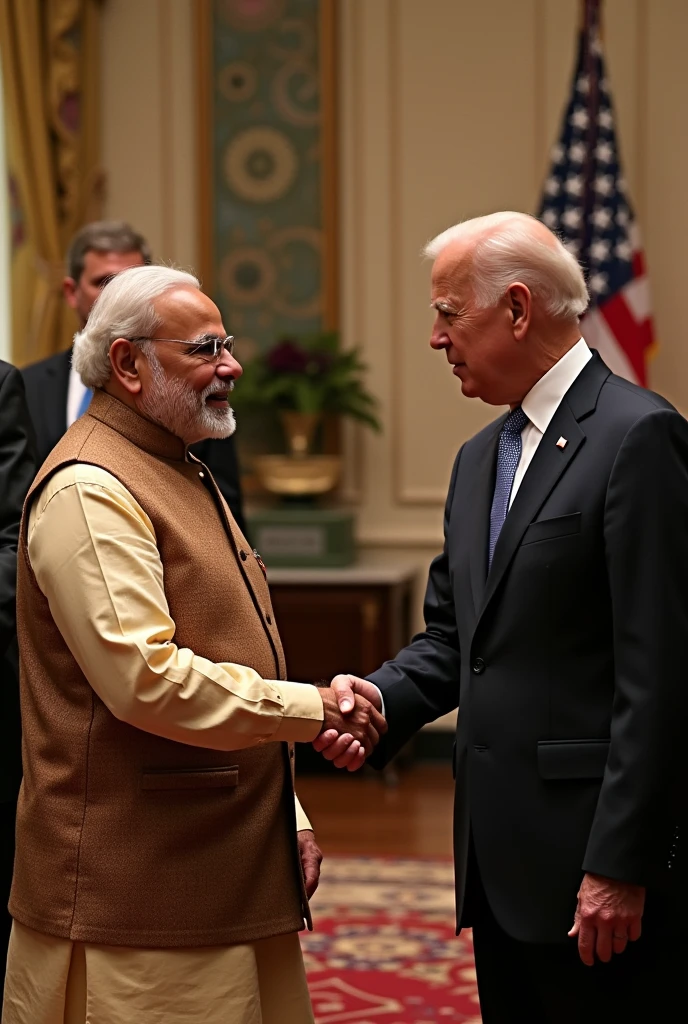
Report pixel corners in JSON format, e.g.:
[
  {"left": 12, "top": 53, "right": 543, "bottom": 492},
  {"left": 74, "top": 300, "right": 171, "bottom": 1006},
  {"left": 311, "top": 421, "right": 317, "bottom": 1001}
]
[
  {"left": 190, "top": 436, "right": 247, "bottom": 538},
  {"left": 0, "top": 365, "right": 37, "bottom": 655},
  {"left": 582, "top": 408, "right": 688, "bottom": 885},
  {"left": 366, "top": 450, "right": 463, "bottom": 766}
]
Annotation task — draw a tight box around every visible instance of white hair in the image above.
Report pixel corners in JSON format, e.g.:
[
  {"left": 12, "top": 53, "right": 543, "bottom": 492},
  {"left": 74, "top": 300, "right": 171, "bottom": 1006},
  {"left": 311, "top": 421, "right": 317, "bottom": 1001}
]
[
  {"left": 72, "top": 264, "right": 200, "bottom": 388},
  {"left": 423, "top": 212, "right": 589, "bottom": 320}
]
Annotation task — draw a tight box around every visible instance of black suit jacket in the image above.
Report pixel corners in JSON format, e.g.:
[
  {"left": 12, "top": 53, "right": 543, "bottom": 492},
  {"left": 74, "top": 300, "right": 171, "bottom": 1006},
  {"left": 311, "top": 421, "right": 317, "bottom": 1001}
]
[
  {"left": 369, "top": 353, "right": 688, "bottom": 943},
  {"left": 0, "top": 362, "right": 37, "bottom": 803},
  {"left": 21, "top": 349, "right": 247, "bottom": 535}
]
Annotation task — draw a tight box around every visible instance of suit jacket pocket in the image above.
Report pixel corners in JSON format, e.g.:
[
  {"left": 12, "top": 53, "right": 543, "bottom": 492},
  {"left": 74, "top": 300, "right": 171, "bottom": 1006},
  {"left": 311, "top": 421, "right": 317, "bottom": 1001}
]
[
  {"left": 537, "top": 739, "right": 610, "bottom": 780},
  {"left": 522, "top": 512, "right": 581, "bottom": 546},
  {"left": 141, "top": 766, "right": 239, "bottom": 791}
]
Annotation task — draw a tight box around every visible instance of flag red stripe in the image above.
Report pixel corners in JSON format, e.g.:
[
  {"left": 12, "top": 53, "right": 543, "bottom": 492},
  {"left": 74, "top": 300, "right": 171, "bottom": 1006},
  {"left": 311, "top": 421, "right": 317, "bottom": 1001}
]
[{"left": 599, "top": 290, "right": 653, "bottom": 387}]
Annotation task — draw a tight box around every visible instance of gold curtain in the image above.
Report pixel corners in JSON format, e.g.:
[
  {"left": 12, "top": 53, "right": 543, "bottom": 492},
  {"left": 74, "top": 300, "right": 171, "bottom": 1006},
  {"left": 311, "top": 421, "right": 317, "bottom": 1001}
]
[{"left": 0, "top": 0, "right": 103, "bottom": 366}]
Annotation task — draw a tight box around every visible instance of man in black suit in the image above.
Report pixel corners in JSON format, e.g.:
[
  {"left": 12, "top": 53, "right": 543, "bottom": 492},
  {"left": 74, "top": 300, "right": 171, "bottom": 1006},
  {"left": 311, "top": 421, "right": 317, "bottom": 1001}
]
[
  {"left": 0, "top": 362, "right": 36, "bottom": 997},
  {"left": 316, "top": 212, "right": 688, "bottom": 1020},
  {"left": 22, "top": 221, "right": 246, "bottom": 533}
]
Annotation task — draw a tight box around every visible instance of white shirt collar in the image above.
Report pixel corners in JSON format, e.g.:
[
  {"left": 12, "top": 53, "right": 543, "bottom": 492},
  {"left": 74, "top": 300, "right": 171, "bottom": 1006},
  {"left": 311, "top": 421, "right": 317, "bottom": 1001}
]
[{"left": 521, "top": 338, "right": 592, "bottom": 435}]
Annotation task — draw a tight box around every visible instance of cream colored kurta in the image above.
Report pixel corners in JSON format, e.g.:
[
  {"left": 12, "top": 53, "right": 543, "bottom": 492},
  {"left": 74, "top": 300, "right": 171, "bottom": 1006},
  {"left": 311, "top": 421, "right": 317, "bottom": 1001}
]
[{"left": 3, "top": 464, "right": 323, "bottom": 1024}]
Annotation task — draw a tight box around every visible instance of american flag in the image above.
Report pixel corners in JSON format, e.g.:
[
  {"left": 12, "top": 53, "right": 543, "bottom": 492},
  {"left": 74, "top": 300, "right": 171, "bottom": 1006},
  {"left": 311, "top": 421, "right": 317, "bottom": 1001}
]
[{"left": 537, "top": 3, "right": 654, "bottom": 385}]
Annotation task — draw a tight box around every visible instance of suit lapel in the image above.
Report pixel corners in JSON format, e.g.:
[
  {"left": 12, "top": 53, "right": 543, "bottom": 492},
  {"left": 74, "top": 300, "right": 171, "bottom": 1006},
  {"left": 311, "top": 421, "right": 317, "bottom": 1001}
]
[
  {"left": 480, "top": 401, "right": 584, "bottom": 613},
  {"left": 477, "top": 352, "right": 610, "bottom": 620},
  {"left": 467, "top": 419, "right": 503, "bottom": 615}
]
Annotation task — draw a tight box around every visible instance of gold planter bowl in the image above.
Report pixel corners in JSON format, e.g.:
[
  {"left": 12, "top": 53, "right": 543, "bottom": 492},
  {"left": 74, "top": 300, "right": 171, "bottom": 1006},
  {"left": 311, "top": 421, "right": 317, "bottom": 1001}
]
[
  {"left": 252, "top": 410, "right": 341, "bottom": 497},
  {"left": 253, "top": 454, "right": 342, "bottom": 497}
]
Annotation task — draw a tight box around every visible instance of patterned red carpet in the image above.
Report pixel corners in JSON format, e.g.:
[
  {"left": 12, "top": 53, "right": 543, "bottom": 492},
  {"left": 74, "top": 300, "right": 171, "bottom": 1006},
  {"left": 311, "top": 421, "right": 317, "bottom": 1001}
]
[{"left": 302, "top": 857, "right": 482, "bottom": 1023}]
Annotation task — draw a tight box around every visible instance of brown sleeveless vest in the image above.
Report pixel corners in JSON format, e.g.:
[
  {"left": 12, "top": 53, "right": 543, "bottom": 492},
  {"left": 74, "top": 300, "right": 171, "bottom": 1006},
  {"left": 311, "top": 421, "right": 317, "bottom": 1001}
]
[{"left": 10, "top": 390, "right": 309, "bottom": 947}]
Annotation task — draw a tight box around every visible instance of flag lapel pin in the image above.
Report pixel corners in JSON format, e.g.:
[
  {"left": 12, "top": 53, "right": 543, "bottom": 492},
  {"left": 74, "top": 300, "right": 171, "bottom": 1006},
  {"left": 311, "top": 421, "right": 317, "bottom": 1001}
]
[
  {"left": 556, "top": 436, "right": 568, "bottom": 449},
  {"left": 253, "top": 548, "right": 267, "bottom": 577}
]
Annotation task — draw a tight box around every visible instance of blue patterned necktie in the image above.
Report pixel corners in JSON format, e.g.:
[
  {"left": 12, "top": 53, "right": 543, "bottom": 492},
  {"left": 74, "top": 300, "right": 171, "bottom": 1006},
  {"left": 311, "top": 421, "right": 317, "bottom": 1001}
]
[
  {"left": 76, "top": 386, "right": 93, "bottom": 420},
  {"left": 488, "top": 406, "right": 529, "bottom": 569}
]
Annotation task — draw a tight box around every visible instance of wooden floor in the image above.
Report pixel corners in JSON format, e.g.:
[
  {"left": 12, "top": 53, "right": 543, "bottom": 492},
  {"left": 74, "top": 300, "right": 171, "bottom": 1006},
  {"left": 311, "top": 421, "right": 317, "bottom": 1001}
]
[{"left": 296, "top": 762, "right": 455, "bottom": 858}]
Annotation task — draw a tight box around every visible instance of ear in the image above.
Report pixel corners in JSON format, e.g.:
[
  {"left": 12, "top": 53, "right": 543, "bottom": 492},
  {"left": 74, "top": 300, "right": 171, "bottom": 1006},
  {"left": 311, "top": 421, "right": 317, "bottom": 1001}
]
[
  {"left": 62, "top": 277, "right": 78, "bottom": 311},
  {"left": 109, "top": 338, "right": 144, "bottom": 395},
  {"left": 507, "top": 283, "right": 532, "bottom": 340}
]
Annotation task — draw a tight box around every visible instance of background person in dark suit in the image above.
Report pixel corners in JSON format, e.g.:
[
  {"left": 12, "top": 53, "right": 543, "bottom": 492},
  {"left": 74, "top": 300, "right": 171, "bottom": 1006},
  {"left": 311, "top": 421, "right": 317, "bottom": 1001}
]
[
  {"left": 21, "top": 221, "right": 246, "bottom": 533},
  {"left": 0, "top": 362, "right": 36, "bottom": 1001},
  {"left": 317, "top": 211, "right": 688, "bottom": 1021}
]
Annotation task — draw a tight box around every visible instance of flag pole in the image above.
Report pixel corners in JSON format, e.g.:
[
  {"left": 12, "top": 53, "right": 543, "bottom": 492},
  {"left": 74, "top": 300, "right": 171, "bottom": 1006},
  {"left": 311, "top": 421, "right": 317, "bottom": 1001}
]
[
  {"left": 580, "top": 0, "right": 604, "bottom": 36},
  {"left": 580, "top": 0, "right": 602, "bottom": 271}
]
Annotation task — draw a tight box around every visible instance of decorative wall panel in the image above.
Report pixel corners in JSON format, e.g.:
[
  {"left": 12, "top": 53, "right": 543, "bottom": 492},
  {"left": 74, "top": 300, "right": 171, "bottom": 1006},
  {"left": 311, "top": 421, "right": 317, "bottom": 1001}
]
[{"left": 199, "top": 0, "right": 336, "bottom": 363}]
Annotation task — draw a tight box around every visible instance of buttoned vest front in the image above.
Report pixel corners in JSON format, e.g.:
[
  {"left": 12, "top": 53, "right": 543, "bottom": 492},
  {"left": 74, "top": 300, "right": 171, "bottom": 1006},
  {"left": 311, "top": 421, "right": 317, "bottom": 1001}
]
[{"left": 10, "top": 390, "right": 308, "bottom": 947}]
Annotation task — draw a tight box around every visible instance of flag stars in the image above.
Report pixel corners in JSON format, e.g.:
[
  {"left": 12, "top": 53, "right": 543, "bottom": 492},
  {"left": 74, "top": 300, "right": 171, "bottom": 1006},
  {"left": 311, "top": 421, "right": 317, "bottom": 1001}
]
[
  {"left": 541, "top": 208, "right": 559, "bottom": 228},
  {"left": 594, "top": 174, "right": 614, "bottom": 196},
  {"left": 592, "top": 207, "right": 613, "bottom": 229},
  {"left": 564, "top": 239, "right": 580, "bottom": 256},
  {"left": 550, "top": 142, "right": 565, "bottom": 163},
  {"left": 572, "top": 107, "right": 590, "bottom": 129},
  {"left": 565, "top": 174, "right": 584, "bottom": 196},
  {"left": 595, "top": 140, "right": 614, "bottom": 163},
  {"left": 576, "top": 74, "right": 589, "bottom": 94},
  {"left": 615, "top": 239, "right": 633, "bottom": 261},
  {"left": 562, "top": 207, "right": 583, "bottom": 229},
  {"left": 590, "top": 239, "right": 611, "bottom": 261},
  {"left": 544, "top": 177, "right": 560, "bottom": 196},
  {"left": 589, "top": 271, "right": 609, "bottom": 296},
  {"left": 598, "top": 108, "right": 613, "bottom": 129},
  {"left": 568, "top": 141, "right": 587, "bottom": 164},
  {"left": 617, "top": 207, "right": 630, "bottom": 226}
]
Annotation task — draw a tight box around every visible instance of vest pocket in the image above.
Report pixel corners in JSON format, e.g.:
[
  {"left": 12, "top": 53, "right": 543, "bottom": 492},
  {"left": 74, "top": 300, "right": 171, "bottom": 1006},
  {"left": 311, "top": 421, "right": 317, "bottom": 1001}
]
[{"left": 141, "top": 766, "right": 239, "bottom": 791}]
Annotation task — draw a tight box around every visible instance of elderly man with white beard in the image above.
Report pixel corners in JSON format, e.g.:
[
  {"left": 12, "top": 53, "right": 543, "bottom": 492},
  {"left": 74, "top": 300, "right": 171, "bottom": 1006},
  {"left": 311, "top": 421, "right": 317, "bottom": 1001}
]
[{"left": 2, "top": 266, "right": 386, "bottom": 1024}]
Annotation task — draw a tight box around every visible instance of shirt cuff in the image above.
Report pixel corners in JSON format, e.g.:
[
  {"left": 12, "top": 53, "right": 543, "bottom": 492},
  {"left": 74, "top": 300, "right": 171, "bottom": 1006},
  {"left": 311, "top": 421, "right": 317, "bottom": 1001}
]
[{"left": 268, "top": 681, "right": 324, "bottom": 743}]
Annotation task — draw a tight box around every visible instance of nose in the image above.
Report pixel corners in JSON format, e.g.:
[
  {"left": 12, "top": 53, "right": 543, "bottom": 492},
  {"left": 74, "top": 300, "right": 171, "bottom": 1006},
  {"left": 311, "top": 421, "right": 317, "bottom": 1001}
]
[
  {"left": 216, "top": 351, "right": 243, "bottom": 379},
  {"left": 429, "top": 316, "right": 449, "bottom": 351}
]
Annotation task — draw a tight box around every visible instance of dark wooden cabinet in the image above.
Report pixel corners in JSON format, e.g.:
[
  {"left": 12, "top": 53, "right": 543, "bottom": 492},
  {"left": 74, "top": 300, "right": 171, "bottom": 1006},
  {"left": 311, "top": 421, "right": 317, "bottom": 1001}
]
[{"left": 267, "top": 561, "right": 418, "bottom": 773}]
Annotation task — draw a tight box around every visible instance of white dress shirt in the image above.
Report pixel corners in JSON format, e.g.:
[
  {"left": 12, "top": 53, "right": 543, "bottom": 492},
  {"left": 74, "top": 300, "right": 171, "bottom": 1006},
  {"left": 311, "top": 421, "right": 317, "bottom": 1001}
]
[{"left": 510, "top": 337, "right": 592, "bottom": 507}]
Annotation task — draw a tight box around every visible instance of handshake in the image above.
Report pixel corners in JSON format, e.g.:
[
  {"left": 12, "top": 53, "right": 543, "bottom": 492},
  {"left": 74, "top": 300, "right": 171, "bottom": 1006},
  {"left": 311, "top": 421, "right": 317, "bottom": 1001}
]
[{"left": 313, "top": 675, "right": 388, "bottom": 772}]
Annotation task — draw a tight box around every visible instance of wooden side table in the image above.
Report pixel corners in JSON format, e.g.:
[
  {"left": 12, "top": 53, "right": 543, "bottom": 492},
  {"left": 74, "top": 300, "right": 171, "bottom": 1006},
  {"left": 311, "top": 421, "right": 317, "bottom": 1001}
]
[{"left": 267, "top": 558, "right": 419, "bottom": 776}]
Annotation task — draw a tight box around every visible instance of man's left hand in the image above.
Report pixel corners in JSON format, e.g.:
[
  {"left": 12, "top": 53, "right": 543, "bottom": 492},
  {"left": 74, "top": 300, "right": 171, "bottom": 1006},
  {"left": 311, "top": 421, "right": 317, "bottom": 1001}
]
[
  {"left": 298, "top": 830, "right": 323, "bottom": 899},
  {"left": 568, "top": 872, "right": 645, "bottom": 966}
]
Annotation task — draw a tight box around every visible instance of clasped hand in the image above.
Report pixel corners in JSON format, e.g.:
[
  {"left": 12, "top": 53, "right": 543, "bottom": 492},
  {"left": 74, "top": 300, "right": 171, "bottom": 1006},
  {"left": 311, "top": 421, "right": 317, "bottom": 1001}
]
[{"left": 314, "top": 675, "right": 386, "bottom": 771}]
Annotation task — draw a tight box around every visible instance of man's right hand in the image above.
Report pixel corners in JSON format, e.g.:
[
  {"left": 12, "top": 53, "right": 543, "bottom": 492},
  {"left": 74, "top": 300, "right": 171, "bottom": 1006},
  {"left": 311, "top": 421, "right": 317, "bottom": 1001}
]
[{"left": 315, "top": 676, "right": 385, "bottom": 771}]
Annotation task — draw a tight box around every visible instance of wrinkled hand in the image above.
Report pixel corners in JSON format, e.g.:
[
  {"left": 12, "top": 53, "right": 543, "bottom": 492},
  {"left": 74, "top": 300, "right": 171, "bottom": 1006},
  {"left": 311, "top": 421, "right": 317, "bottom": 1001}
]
[
  {"left": 314, "top": 676, "right": 385, "bottom": 771},
  {"left": 297, "top": 830, "right": 323, "bottom": 899},
  {"left": 568, "top": 872, "right": 645, "bottom": 966}
]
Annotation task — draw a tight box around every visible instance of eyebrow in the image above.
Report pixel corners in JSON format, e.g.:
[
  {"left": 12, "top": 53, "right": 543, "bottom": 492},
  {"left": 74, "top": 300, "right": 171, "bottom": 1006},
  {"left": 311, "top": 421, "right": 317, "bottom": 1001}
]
[{"left": 431, "top": 300, "right": 460, "bottom": 315}]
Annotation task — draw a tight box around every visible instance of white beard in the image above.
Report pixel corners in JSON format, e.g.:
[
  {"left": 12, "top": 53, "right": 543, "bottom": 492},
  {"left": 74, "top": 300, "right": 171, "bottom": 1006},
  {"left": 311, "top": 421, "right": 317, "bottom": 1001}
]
[{"left": 139, "top": 348, "right": 236, "bottom": 443}]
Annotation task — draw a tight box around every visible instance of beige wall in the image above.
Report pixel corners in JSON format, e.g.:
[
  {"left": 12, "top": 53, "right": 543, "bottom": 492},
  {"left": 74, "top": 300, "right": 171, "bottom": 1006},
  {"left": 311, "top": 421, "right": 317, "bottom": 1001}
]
[
  {"left": 101, "top": 0, "right": 688, "bottom": 628},
  {"left": 101, "top": 0, "right": 197, "bottom": 271}
]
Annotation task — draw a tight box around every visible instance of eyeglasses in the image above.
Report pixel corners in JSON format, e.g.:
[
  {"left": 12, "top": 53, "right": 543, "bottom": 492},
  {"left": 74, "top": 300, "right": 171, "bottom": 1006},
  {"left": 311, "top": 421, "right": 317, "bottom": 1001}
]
[{"left": 129, "top": 334, "right": 236, "bottom": 362}]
